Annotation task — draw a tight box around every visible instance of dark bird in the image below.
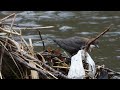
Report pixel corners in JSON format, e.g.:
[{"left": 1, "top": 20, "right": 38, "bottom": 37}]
[{"left": 53, "top": 36, "right": 99, "bottom": 56}]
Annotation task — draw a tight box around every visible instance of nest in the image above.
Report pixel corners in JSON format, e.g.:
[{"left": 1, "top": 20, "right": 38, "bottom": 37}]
[{"left": 0, "top": 13, "right": 120, "bottom": 79}]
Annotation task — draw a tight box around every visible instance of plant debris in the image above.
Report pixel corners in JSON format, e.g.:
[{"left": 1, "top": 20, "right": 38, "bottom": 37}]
[{"left": 0, "top": 13, "right": 120, "bottom": 79}]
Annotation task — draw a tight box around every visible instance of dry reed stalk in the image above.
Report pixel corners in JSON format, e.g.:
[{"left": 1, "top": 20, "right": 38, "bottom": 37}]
[
  {"left": 11, "top": 26, "right": 54, "bottom": 30},
  {"left": 52, "top": 66, "right": 70, "bottom": 69},
  {"left": 8, "top": 14, "right": 17, "bottom": 37},
  {"left": 38, "top": 30, "right": 45, "bottom": 51},
  {"left": 29, "top": 38, "right": 39, "bottom": 79},
  {"left": 6, "top": 51, "right": 49, "bottom": 79},
  {"left": 36, "top": 53, "right": 46, "bottom": 63},
  {"left": 18, "top": 51, "right": 64, "bottom": 79},
  {"left": 29, "top": 61, "right": 39, "bottom": 79},
  {"left": 17, "top": 51, "right": 68, "bottom": 79},
  {"left": 31, "top": 61, "right": 58, "bottom": 79},
  {"left": 0, "top": 13, "right": 16, "bottom": 22},
  {"left": 9, "top": 14, "right": 16, "bottom": 31},
  {"left": 20, "top": 35, "right": 33, "bottom": 53},
  {"left": 0, "top": 46, "right": 3, "bottom": 79},
  {"left": 0, "top": 40, "right": 23, "bottom": 79},
  {"left": 17, "top": 53, "right": 58, "bottom": 79},
  {"left": 0, "top": 27, "right": 21, "bottom": 36},
  {"left": 29, "top": 38, "right": 34, "bottom": 56}
]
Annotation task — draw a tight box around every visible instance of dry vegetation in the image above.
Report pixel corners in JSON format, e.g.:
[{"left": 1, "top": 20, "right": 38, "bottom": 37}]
[{"left": 0, "top": 13, "right": 120, "bottom": 79}]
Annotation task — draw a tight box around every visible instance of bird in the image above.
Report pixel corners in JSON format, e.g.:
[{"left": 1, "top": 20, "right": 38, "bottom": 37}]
[{"left": 53, "top": 36, "right": 99, "bottom": 56}]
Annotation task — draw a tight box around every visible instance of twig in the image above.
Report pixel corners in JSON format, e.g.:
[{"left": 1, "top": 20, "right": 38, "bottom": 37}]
[
  {"left": 0, "top": 40, "right": 24, "bottom": 79},
  {"left": 36, "top": 53, "right": 46, "bottom": 63},
  {"left": 8, "top": 14, "right": 16, "bottom": 37},
  {"left": 29, "top": 38, "right": 34, "bottom": 56},
  {"left": 2, "top": 23, "right": 54, "bottom": 29},
  {"left": 0, "top": 37, "right": 10, "bottom": 79},
  {"left": 21, "top": 52, "right": 68, "bottom": 79},
  {"left": 14, "top": 26, "right": 54, "bottom": 30},
  {"left": 38, "top": 30, "right": 45, "bottom": 51},
  {"left": 16, "top": 52, "right": 57, "bottom": 79},
  {"left": 52, "top": 66, "right": 70, "bottom": 69},
  {"left": 32, "top": 61, "right": 58, "bottom": 79},
  {"left": 84, "top": 24, "right": 113, "bottom": 52},
  {"left": 10, "top": 52, "right": 49, "bottom": 79},
  {"left": 28, "top": 38, "right": 39, "bottom": 79},
  {"left": 3, "top": 26, "right": 54, "bottom": 30},
  {"left": 20, "top": 35, "right": 32, "bottom": 53},
  {"left": 0, "top": 27, "right": 21, "bottom": 36},
  {"left": 0, "top": 46, "right": 4, "bottom": 79},
  {"left": 41, "top": 53, "right": 71, "bottom": 60},
  {"left": 0, "top": 13, "right": 16, "bottom": 22},
  {"left": 10, "top": 14, "right": 16, "bottom": 31},
  {"left": 4, "top": 59, "right": 21, "bottom": 79}
]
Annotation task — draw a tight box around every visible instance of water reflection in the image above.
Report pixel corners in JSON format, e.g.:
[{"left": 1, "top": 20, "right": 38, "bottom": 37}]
[{"left": 0, "top": 11, "right": 120, "bottom": 71}]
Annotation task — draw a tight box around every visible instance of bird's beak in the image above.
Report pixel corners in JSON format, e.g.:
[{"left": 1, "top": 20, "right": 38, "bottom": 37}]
[
  {"left": 95, "top": 45, "right": 99, "bottom": 48},
  {"left": 89, "top": 44, "right": 99, "bottom": 52}
]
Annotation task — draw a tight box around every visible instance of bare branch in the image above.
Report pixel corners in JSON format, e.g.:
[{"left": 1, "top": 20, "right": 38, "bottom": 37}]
[
  {"left": 84, "top": 24, "right": 113, "bottom": 52},
  {"left": 0, "top": 13, "right": 16, "bottom": 22},
  {"left": 38, "top": 30, "right": 45, "bottom": 51}
]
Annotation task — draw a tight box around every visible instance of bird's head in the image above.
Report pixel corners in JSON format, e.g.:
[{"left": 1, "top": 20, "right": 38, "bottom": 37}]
[
  {"left": 89, "top": 40, "right": 99, "bottom": 52},
  {"left": 80, "top": 38, "right": 99, "bottom": 51}
]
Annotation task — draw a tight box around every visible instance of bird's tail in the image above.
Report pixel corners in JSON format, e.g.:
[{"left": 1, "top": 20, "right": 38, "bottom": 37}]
[{"left": 45, "top": 36, "right": 59, "bottom": 45}]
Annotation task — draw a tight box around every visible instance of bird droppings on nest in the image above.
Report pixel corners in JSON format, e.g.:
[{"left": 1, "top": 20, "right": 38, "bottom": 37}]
[{"left": 0, "top": 13, "right": 120, "bottom": 79}]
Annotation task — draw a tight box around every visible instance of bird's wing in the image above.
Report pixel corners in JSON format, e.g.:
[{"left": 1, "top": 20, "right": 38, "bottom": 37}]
[
  {"left": 53, "top": 39, "right": 77, "bottom": 53},
  {"left": 53, "top": 37, "right": 89, "bottom": 55},
  {"left": 65, "top": 37, "right": 89, "bottom": 49}
]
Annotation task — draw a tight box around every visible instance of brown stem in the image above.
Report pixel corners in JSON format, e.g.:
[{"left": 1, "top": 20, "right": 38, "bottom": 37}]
[
  {"left": 0, "top": 13, "right": 16, "bottom": 22},
  {"left": 84, "top": 24, "right": 113, "bottom": 52},
  {"left": 38, "top": 30, "right": 45, "bottom": 51}
]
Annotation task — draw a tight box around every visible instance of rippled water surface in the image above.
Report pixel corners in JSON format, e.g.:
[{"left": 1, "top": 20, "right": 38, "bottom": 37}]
[{"left": 0, "top": 11, "right": 120, "bottom": 71}]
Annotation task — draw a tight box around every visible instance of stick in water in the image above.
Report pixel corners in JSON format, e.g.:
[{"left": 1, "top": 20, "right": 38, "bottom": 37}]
[{"left": 38, "top": 30, "right": 45, "bottom": 51}]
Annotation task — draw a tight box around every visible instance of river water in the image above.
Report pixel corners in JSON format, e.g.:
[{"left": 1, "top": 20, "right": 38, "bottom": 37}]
[{"left": 0, "top": 11, "right": 120, "bottom": 71}]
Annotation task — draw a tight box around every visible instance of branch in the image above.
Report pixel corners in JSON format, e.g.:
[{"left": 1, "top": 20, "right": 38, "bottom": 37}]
[
  {"left": 0, "top": 13, "right": 16, "bottom": 22},
  {"left": 0, "top": 27, "right": 21, "bottom": 36},
  {"left": 38, "top": 30, "right": 45, "bottom": 51},
  {"left": 84, "top": 24, "right": 113, "bottom": 52}
]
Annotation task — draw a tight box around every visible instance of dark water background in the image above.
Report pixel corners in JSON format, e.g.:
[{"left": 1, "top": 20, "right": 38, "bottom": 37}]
[{"left": 0, "top": 11, "right": 120, "bottom": 71}]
